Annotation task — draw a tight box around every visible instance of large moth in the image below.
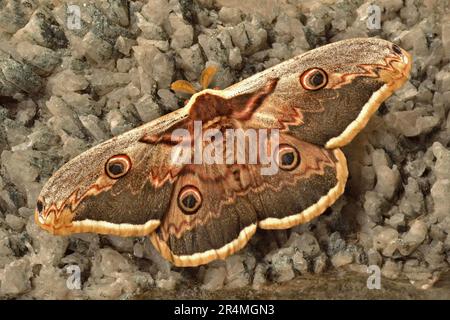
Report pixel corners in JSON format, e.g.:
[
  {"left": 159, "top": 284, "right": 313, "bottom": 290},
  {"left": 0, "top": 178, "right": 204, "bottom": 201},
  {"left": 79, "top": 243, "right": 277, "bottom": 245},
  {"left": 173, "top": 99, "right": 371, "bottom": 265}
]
[{"left": 35, "top": 38, "right": 411, "bottom": 267}]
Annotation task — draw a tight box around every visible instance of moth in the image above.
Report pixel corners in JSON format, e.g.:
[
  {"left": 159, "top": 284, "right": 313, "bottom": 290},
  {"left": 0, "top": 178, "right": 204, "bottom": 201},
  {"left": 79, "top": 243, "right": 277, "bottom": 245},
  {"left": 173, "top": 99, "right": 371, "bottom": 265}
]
[{"left": 35, "top": 38, "right": 411, "bottom": 267}]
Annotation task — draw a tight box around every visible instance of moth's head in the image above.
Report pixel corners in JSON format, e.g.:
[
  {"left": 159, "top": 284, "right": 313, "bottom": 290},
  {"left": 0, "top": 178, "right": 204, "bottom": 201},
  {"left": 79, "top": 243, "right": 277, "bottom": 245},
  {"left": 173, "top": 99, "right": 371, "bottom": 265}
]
[{"left": 276, "top": 37, "right": 412, "bottom": 148}]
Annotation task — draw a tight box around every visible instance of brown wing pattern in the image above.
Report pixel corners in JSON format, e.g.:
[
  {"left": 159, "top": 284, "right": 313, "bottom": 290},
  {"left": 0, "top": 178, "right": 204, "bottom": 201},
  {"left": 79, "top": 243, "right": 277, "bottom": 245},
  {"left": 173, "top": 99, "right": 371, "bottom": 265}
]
[
  {"left": 150, "top": 133, "right": 347, "bottom": 267},
  {"left": 35, "top": 38, "right": 411, "bottom": 267}
]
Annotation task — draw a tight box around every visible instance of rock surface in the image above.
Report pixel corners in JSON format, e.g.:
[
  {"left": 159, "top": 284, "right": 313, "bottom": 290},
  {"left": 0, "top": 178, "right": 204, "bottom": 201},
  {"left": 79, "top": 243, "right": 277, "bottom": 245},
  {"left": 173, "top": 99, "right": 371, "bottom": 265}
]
[{"left": 0, "top": 0, "right": 448, "bottom": 299}]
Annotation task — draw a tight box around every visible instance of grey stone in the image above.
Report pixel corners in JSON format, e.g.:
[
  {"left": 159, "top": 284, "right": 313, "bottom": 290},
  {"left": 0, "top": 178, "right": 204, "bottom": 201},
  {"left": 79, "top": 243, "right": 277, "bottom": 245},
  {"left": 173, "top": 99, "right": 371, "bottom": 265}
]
[
  {"left": 217, "top": 28, "right": 233, "bottom": 52},
  {"left": 331, "top": 251, "right": 353, "bottom": 268},
  {"left": 135, "top": 13, "right": 166, "bottom": 41},
  {"left": 18, "top": 207, "right": 34, "bottom": 218},
  {"left": 0, "top": 229, "right": 13, "bottom": 265},
  {"left": 96, "top": 0, "right": 130, "bottom": 27},
  {"left": 435, "top": 70, "right": 450, "bottom": 93},
  {"left": 424, "top": 38, "right": 444, "bottom": 69},
  {"left": 48, "top": 115, "right": 85, "bottom": 140},
  {"left": 398, "top": 25, "right": 429, "bottom": 57},
  {"left": 274, "top": 13, "right": 309, "bottom": 51},
  {"left": 228, "top": 21, "right": 267, "bottom": 55},
  {"left": 367, "top": 248, "right": 382, "bottom": 267},
  {"left": 400, "top": 3, "right": 419, "bottom": 27},
  {"left": 141, "top": 0, "right": 170, "bottom": 26},
  {"left": 91, "top": 248, "right": 134, "bottom": 278},
  {"left": 126, "top": 83, "right": 141, "bottom": 98},
  {"left": 16, "top": 41, "right": 61, "bottom": 75},
  {"left": 169, "top": 14, "right": 194, "bottom": 50},
  {"left": 349, "top": 163, "right": 376, "bottom": 193},
  {"left": 60, "top": 252, "right": 91, "bottom": 277},
  {"left": 61, "top": 136, "right": 89, "bottom": 159},
  {"left": 385, "top": 9, "right": 407, "bottom": 33},
  {"left": 133, "top": 42, "right": 174, "bottom": 88},
  {"left": 5, "top": 214, "right": 26, "bottom": 231},
  {"left": 386, "top": 212, "right": 406, "bottom": 230},
  {"left": 442, "top": 16, "right": 450, "bottom": 59},
  {"left": 79, "top": 115, "right": 109, "bottom": 141},
  {"left": 198, "top": 33, "right": 228, "bottom": 64},
  {"left": 429, "top": 224, "right": 446, "bottom": 242},
  {"left": 423, "top": 240, "right": 446, "bottom": 270},
  {"left": 372, "top": 149, "right": 401, "bottom": 199},
  {"left": 292, "top": 251, "right": 308, "bottom": 274},
  {"left": 87, "top": 69, "right": 131, "bottom": 96},
  {"left": 106, "top": 109, "right": 133, "bottom": 136},
  {"left": 81, "top": 31, "right": 114, "bottom": 64},
  {"left": 228, "top": 47, "right": 242, "bottom": 70},
  {"left": 267, "top": 248, "right": 295, "bottom": 283},
  {"left": 0, "top": 0, "right": 448, "bottom": 298},
  {"left": 285, "top": 232, "right": 321, "bottom": 259},
  {"left": 313, "top": 253, "right": 327, "bottom": 274},
  {"left": 133, "top": 242, "right": 145, "bottom": 259},
  {"left": 115, "top": 36, "right": 137, "bottom": 56},
  {"left": 86, "top": 252, "right": 153, "bottom": 299},
  {"left": 219, "top": 7, "right": 243, "bottom": 25},
  {"left": 157, "top": 89, "right": 179, "bottom": 112},
  {"left": 405, "top": 156, "right": 427, "bottom": 178},
  {"left": 106, "top": 235, "right": 134, "bottom": 253},
  {"left": 431, "top": 179, "right": 450, "bottom": 220},
  {"left": 134, "top": 94, "right": 162, "bottom": 123},
  {"left": 0, "top": 258, "right": 31, "bottom": 296},
  {"left": 395, "top": 81, "right": 418, "bottom": 101},
  {"left": 364, "top": 191, "right": 388, "bottom": 222},
  {"left": 1, "top": 150, "right": 39, "bottom": 193},
  {"left": 399, "top": 178, "right": 424, "bottom": 218},
  {"left": 29, "top": 265, "right": 77, "bottom": 299},
  {"left": 0, "top": 57, "right": 42, "bottom": 95},
  {"left": 196, "top": 10, "right": 213, "bottom": 27},
  {"left": 416, "top": 82, "right": 434, "bottom": 104},
  {"left": 432, "top": 142, "right": 450, "bottom": 180},
  {"left": 381, "top": 259, "right": 402, "bottom": 279},
  {"left": 155, "top": 271, "right": 180, "bottom": 290},
  {"left": 225, "top": 255, "right": 250, "bottom": 289},
  {"left": 48, "top": 70, "right": 89, "bottom": 96},
  {"left": 327, "top": 232, "right": 347, "bottom": 256},
  {"left": 202, "top": 264, "right": 226, "bottom": 291},
  {"left": 372, "top": 226, "right": 399, "bottom": 257},
  {"left": 176, "top": 44, "right": 205, "bottom": 81},
  {"left": 0, "top": 189, "right": 16, "bottom": 213},
  {"left": 26, "top": 216, "right": 69, "bottom": 266},
  {"left": 62, "top": 92, "right": 100, "bottom": 116},
  {"left": 143, "top": 238, "right": 171, "bottom": 276},
  {"left": 398, "top": 220, "right": 428, "bottom": 256},
  {"left": 117, "top": 58, "right": 133, "bottom": 73},
  {"left": 402, "top": 260, "right": 437, "bottom": 289},
  {"left": 12, "top": 8, "right": 67, "bottom": 49},
  {"left": 46, "top": 96, "right": 75, "bottom": 118},
  {"left": 0, "top": 1, "right": 34, "bottom": 33},
  {"left": 252, "top": 263, "right": 267, "bottom": 289},
  {"left": 15, "top": 99, "right": 37, "bottom": 125},
  {"left": 24, "top": 181, "right": 42, "bottom": 209},
  {"left": 269, "top": 43, "right": 291, "bottom": 60},
  {"left": 4, "top": 119, "right": 31, "bottom": 147},
  {"left": 137, "top": 38, "right": 170, "bottom": 52}
]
